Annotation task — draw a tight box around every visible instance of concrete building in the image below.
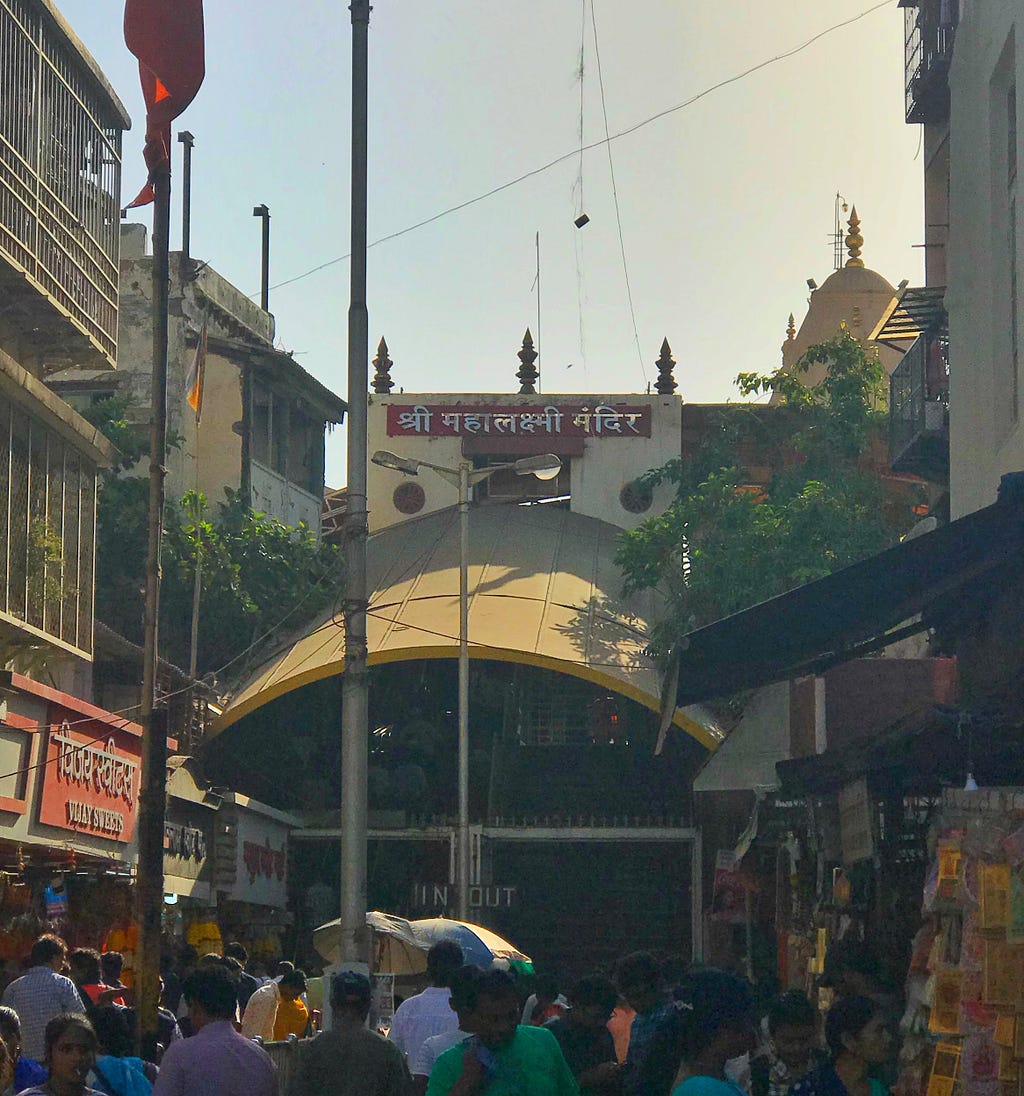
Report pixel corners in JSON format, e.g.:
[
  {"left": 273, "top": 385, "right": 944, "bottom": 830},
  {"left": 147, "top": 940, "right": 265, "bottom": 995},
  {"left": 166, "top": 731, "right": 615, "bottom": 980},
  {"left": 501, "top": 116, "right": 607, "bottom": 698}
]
[
  {"left": 0, "top": 0, "right": 127, "bottom": 688},
  {"left": 941, "top": 1, "right": 1024, "bottom": 516},
  {"left": 50, "top": 226, "right": 347, "bottom": 532}
]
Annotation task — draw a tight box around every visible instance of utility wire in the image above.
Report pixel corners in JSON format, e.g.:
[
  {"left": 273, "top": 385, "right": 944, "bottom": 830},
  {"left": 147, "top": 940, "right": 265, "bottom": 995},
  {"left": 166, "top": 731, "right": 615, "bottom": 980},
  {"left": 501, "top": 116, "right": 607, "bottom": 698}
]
[
  {"left": 589, "top": 0, "right": 648, "bottom": 385},
  {"left": 255, "top": 0, "right": 892, "bottom": 298}
]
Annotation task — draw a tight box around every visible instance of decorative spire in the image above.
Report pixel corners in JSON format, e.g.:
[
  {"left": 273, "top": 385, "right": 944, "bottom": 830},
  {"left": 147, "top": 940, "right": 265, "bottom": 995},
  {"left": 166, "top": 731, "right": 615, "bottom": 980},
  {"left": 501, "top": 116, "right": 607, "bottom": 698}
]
[
  {"left": 516, "top": 328, "right": 538, "bottom": 394},
  {"left": 845, "top": 206, "right": 864, "bottom": 268},
  {"left": 654, "top": 337, "right": 677, "bottom": 394},
  {"left": 786, "top": 313, "right": 796, "bottom": 341},
  {"left": 372, "top": 336, "right": 394, "bottom": 394}
]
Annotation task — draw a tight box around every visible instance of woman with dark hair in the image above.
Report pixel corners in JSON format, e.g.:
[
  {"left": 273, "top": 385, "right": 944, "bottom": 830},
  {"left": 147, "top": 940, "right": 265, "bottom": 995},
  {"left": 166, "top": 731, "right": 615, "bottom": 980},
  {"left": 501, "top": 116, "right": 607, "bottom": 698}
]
[
  {"left": 670, "top": 969, "right": 756, "bottom": 1096},
  {"left": 86, "top": 1006, "right": 157, "bottom": 1096},
  {"left": 17, "top": 1013, "right": 104, "bottom": 1096},
  {"left": 788, "top": 997, "right": 893, "bottom": 1096}
]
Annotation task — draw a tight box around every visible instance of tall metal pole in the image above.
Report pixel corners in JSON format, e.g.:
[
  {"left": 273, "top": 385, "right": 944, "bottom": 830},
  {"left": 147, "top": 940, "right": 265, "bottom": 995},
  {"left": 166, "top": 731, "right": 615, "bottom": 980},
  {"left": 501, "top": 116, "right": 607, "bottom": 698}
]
[
  {"left": 340, "top": 0, "right": 371, "bottom": 966},
  {"left": 253, "top": 204, "right": 271, "bottom": 312},
  {"left": 457, "top": 462, "right": 470, "bottom": 920},
  {"left": 177, "top": 131, "right": 194, "bottom": 259},
  {"left": 135, "top": 159, "right": 171, "bottom": 1053}
]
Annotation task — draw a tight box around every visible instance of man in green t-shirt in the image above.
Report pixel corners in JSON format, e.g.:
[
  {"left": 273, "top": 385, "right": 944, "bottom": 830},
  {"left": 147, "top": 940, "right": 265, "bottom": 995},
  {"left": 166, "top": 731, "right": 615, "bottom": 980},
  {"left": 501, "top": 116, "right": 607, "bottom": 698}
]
[{"left": 426, "top": 971, "right": 578, "bottom": 1096}]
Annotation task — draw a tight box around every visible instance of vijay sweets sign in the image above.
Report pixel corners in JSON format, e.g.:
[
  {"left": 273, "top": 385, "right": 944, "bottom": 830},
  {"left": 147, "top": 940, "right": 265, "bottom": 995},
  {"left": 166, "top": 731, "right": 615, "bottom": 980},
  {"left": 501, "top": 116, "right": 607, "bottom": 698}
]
[
  {"left": 386, "top": 403, "right": 652, "bottom": 438},
  {"left": 38, "top": 706, "right": 141, "bottom": 843}
]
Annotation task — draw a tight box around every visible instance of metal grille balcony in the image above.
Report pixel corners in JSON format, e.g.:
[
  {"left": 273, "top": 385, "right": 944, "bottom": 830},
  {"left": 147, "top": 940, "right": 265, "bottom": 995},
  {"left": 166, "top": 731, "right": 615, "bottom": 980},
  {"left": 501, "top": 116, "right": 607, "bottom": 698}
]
[
  {"left": 0, "top": 389, "right": 97, "bottom": 656},
  {"left": 0, "top": 0, "right": 126, "bottom": 369},
  {"left": 903, "top": 0, "right": 959, "bottom": 124},
  {"left": 889, "top": 334, "right": 949, "bottom": 480}
]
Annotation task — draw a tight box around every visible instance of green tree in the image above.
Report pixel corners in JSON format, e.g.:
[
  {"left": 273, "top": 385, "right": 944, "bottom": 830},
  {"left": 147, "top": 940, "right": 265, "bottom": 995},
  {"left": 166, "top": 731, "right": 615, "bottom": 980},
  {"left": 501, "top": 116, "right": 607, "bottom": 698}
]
[
  {"left": 83, "top": 396, "right": 341, "bottom": 678},
  {"left": 616, "top": 328, "right": 922, "bottom": 660}
]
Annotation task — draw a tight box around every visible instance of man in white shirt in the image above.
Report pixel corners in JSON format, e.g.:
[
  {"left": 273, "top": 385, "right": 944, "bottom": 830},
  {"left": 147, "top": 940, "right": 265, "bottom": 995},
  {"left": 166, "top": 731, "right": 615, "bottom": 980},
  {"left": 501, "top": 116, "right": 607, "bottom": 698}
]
[
  {"left": 388, "top": 942, "right": 463, "bottom": 1066},
  {"left": 409, "top": 965, "right": 480, "bottom": 1095}
]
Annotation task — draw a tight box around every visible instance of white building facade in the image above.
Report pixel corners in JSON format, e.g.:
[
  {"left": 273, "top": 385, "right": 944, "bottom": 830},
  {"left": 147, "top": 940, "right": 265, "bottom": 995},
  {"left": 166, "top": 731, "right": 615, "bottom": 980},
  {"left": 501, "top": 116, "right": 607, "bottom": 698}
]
[{"left": 946, "top": 1, "right": 1024, "bottom": 516}]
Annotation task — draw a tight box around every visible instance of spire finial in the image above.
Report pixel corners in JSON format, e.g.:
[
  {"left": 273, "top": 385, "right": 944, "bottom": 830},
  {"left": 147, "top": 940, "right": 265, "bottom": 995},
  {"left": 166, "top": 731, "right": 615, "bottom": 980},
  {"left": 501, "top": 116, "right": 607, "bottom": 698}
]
[
  {"left": 786, "top": 313, "right": 796, "bottom": 341},
  {"left": 516, "top": 328, "right": 538, "bottom": 394},
  {"left": 654, "top": 337, "right": 677, "bottom": 395},
  {"left": 845, "top": 206, "right": 864, "bottom": 268},
  {"left": 372, "top": 336, "right": 394, "bottom": 393}
]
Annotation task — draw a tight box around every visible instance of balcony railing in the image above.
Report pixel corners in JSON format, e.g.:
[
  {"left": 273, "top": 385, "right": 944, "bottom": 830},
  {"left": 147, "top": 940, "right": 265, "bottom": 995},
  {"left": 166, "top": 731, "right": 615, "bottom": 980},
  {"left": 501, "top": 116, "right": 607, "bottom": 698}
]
[
  {"left": 0, "top": 0, "right": 123, "bottom": 368},
  {"left": 904, "top": 0, "right": 959, "bottom": 124},
  {"left": 890, "top": 333, "right": 949, "bottom": 480}
]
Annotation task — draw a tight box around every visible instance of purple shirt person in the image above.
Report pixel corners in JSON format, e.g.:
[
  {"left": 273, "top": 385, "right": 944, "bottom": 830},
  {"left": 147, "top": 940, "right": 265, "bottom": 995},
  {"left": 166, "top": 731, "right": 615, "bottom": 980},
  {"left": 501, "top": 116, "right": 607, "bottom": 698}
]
[{"left": 154, "top": 967, "right": 278, "bottom": 1096}]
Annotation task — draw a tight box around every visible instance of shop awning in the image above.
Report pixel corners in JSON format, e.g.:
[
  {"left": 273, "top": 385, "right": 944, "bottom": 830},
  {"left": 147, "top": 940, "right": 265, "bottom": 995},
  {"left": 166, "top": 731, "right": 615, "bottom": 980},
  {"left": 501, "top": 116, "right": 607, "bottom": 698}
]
[
  {"left": 212, "top": 504, "right": 723, "bottom": 749},
  {"left": 674, "top": 478, "right": 1024, "bottom": 708}
]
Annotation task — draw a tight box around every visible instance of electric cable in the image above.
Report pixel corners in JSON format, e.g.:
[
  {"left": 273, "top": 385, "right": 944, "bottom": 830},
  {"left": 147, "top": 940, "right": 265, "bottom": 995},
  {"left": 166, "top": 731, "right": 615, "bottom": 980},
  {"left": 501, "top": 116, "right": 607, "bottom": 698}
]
[
  {"left": 254, "top": 0, "right": 892, "bottom": 298},
  {"left": 589, "top": 0, "right": 648, "bottom": 385}
]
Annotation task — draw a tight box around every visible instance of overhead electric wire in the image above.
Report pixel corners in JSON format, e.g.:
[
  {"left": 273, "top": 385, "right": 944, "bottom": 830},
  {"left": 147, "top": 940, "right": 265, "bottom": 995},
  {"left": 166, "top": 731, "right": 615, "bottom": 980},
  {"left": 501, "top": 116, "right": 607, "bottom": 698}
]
[
  {"left": 589, "top": 0, "right": 647, "bottom": 385},
  {"left": 255, "top": 0, "right": 892, "bottom": 298}
]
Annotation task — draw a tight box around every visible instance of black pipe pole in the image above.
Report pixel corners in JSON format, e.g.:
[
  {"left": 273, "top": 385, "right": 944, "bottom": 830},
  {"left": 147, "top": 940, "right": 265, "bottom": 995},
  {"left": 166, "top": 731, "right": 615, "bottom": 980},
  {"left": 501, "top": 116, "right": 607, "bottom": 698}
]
[
  {"left": 253, "top": 203, "right": 270, "bottom": 311},
  {"left": 135, "top": 157, "right": 171, "bottom": 1055},
  {"left": 177, "top": 131, "right": 194, "bottom": 259}
]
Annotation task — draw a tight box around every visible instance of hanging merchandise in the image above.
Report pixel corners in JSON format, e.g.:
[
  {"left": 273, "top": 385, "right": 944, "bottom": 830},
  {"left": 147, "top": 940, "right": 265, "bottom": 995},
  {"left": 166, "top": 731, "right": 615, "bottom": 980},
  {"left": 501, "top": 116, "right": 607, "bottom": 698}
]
[
  {"left": 185, "top": 916, "right": 222, "bottom": 956},
  {"left": 44, "top": 879, "right": 68, "bottom": 918},
  {"left": 896, "top": 789, "right": 1024, "bottom": 1096}
]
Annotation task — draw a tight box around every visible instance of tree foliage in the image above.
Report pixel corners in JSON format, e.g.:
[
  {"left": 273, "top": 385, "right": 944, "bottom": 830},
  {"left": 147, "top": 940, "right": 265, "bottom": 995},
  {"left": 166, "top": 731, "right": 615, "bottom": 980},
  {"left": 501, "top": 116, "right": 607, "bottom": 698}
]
[
  {"left": 616, "top": 329, "right": 922, "bottom": 659},
  {"left": 84, "top": 396, "right": 341, "bottom": 679}
]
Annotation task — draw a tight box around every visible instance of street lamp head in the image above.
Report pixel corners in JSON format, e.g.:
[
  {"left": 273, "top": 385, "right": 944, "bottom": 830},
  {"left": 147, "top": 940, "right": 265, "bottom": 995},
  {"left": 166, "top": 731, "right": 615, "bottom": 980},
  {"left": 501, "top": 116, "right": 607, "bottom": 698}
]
[
  {"left": 513, "top": 453, "right": 562, "bottom": 482},
  {"left": 371, "top": 450, "right": 421, "bottom": 476}
]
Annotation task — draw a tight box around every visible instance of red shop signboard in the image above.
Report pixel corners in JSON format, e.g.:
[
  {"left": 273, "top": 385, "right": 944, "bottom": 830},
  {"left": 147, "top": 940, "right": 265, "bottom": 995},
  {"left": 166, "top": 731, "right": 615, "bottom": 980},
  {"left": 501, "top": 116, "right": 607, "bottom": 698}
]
[{"left": 38, "top": 706, "right": 141, "bottom": 843}]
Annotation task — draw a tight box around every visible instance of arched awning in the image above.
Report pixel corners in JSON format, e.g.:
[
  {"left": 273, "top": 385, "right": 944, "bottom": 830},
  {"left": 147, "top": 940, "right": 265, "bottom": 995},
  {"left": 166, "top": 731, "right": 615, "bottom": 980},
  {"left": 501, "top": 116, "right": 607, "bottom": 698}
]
[{"left": 213, "top": 504, "right": 723, "bottom": 750}]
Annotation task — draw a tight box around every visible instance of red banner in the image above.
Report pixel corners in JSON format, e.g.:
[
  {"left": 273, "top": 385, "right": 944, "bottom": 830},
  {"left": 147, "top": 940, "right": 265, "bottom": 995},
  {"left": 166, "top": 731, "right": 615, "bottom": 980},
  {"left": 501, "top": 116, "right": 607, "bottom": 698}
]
[
  {"left": 38, "top": 707, "right": 141, "bottom": 843},
  {"left": 386, "top": 403, "right": 652, "bottom": 439}
]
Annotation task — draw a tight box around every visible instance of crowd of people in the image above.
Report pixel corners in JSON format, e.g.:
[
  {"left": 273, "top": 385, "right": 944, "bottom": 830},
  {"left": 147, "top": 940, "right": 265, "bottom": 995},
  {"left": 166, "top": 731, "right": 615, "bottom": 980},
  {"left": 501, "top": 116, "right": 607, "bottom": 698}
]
[{"left": 0, "top": 931, "right": 899, "bottom": 1096}]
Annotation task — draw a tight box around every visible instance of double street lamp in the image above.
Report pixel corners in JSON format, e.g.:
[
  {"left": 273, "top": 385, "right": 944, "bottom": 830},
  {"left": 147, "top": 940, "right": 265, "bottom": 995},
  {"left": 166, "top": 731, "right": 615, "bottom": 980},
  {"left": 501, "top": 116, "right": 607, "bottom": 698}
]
[{"left": 371, "top": 450, "right": 562, "bottom": 920}]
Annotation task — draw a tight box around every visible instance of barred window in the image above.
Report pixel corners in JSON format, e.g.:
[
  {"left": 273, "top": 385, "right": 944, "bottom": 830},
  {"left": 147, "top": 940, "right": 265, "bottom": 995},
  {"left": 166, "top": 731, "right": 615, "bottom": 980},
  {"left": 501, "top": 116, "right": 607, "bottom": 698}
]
[{"left": 0, "top": 390, "right": 96, "bottom": 654}]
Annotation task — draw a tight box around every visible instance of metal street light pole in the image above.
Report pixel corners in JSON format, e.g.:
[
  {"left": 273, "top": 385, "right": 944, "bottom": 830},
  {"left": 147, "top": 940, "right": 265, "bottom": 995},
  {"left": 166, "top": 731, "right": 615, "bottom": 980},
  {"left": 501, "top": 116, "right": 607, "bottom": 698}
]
[
  {"left": 371, "top": 451, "right": 561, "bottom": 920},
  {"left": 457, "top": 462, "right": 470, "bottom": 920},
  {"left": 340, "top": 0, "right": 371, "bottom": 966}
]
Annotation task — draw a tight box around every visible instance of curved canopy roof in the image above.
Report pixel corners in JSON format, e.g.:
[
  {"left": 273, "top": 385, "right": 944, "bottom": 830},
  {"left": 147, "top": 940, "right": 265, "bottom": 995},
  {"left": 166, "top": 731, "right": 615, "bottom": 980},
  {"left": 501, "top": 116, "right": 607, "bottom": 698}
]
[{"left": 214, "top": 504, "right": 722, "bottom": 750}]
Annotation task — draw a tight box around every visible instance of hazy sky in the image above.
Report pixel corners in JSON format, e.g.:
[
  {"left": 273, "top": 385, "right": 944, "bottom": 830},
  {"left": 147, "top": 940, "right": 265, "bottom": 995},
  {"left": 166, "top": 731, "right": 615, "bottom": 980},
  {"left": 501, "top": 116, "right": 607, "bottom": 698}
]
[{"left": 61, "top": 0, "right": 923, "bottom": 488}]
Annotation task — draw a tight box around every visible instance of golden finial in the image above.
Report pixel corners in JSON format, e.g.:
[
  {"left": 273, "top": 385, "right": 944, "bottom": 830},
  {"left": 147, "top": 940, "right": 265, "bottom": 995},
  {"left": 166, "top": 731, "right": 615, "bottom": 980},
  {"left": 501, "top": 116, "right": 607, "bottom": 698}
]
[
  {"left": 786, "top": 313, "right": 796, "bottom": 341},
  {"left": 845, "top": 206, "right": 864, "bottom": 268}
]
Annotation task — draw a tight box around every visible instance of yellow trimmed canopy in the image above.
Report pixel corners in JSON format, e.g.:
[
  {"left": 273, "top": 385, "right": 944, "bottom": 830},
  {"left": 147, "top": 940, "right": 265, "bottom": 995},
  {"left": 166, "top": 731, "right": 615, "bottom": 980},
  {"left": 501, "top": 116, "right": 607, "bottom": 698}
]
[{"left": 213, "top": 504, "right": 722, "bottom": 750}]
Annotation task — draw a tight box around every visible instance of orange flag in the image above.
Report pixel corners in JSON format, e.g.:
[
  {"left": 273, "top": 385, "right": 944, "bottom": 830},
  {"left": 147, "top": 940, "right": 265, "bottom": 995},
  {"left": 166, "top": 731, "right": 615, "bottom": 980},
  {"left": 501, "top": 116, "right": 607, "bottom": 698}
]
[{"left": 124, "top": 0, "right": 205, "bottom": 208}]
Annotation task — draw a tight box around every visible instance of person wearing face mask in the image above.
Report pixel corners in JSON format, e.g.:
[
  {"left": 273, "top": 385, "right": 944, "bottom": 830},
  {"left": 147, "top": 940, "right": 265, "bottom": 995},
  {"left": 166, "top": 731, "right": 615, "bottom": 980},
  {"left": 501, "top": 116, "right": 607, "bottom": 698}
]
[
  {"left": 17, "top": 1014, "right": 105, "bottom": 1096},
  {"left": 788, "top": 998, "right": 893, "bottom": 1096},
  {"left": 670, "top": 969, "right": 756, "bottom": 1096}
]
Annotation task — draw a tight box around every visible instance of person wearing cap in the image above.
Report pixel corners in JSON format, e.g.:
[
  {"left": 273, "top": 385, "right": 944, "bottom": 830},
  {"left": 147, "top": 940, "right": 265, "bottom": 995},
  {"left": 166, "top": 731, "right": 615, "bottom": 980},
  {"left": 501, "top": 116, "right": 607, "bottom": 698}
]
[
  {"left": 286, "top": 971, "right": 411, "bottom": 1096},
  {"left": 241, "top": 968, "right": 308, "bottom": 1042}
]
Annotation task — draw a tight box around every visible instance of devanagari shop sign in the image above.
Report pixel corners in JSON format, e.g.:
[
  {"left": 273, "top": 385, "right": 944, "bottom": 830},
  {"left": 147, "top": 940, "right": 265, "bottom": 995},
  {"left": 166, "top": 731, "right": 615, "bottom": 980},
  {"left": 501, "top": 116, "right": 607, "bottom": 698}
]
[
  {"left": 38, "top": 708, "right": 141, "bottom": 843},
  {"left": 386, "top": 404, "right": 652, "bottom": 439}
]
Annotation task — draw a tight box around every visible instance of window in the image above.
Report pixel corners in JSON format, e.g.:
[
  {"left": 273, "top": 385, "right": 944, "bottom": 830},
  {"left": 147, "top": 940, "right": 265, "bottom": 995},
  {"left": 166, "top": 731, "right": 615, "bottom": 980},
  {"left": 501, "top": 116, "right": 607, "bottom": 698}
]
[{"left": 0, "top": 392, "right": 96, "bottom": 654}]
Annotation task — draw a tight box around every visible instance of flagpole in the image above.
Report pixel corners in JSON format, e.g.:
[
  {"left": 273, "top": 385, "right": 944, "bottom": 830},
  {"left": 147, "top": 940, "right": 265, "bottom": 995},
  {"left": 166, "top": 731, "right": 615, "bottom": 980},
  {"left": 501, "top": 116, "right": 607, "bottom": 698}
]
[{"left": 135, "top": 157, "right": 171, "bottom": 1054}]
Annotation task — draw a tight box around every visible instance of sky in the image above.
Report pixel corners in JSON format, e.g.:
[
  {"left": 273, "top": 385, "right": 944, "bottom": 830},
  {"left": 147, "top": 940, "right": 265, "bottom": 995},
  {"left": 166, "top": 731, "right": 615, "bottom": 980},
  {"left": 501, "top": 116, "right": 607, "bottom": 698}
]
[{"left": 60, "top": 0, "right": 924, "bottom": 489}]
